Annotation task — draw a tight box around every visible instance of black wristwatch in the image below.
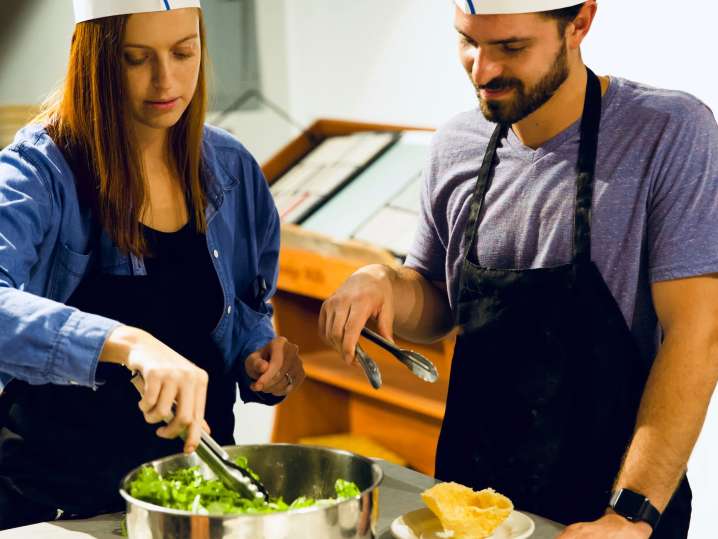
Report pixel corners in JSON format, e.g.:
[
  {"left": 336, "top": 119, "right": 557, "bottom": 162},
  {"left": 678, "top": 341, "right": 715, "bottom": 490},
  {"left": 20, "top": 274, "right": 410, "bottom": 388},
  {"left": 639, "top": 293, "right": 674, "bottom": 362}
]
[{"left": 609, "top": 488, "right": 661, "bottom": 530}]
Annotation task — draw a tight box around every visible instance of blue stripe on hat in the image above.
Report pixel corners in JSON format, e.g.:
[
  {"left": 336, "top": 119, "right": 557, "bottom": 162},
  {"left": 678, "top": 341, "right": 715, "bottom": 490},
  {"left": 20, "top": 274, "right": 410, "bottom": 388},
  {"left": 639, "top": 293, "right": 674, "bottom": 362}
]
[
  {"left": 465, "top": 0, "right": 476, "bottom": 14},
  {"left": 163, "top": 0, "right": 171, "bottom": 9}
]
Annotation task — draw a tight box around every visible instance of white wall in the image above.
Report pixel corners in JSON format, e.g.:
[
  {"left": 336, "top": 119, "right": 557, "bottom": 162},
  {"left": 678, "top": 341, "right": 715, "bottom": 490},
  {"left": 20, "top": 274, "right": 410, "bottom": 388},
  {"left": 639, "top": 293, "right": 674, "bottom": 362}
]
[
  {"left": 284, "top": 0, "right": 718, "bottom": 124},
  {"left": 0, "top": 1, "right": 73, "bottom": 105},
  {"left": 280, "top": 2, "right": 717, "bottom": 538},
  {"left": 285, "top": 1, "right": 470, "bottom": 127},
  {"left": 208, "top": 0, "right": 297, "bottom": 164}
]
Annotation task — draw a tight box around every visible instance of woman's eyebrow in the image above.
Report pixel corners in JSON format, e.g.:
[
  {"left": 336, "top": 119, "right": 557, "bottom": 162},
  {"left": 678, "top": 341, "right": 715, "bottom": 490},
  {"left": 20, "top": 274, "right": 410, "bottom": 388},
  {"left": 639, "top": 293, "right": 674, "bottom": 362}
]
[{"left": 124, "top": 33, "right": 198, "bottom": 49}]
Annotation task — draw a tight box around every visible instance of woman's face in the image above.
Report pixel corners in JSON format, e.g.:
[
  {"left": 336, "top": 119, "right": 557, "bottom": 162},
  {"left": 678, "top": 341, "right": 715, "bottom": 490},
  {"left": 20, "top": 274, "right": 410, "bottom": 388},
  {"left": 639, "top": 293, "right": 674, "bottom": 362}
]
[{"left": 122, "top": 8, "right": 201, "bottom": 133}]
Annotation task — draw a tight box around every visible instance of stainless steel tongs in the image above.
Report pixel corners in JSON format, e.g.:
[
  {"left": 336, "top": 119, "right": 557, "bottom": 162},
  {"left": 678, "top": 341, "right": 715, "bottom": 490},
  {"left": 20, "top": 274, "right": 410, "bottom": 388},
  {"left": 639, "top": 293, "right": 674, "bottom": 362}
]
[
  {"left": 354, "top": 327, "right": 440, "bottom": 389},
  {"left": 130, "top": 374, "right": 269, "bottom": 502}
]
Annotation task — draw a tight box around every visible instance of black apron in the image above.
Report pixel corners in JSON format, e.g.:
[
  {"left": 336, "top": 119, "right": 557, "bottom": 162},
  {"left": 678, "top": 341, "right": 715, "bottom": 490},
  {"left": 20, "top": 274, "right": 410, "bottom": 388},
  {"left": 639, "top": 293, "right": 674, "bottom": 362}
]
[
  {"left": 0, "top": 214, "right": 235, "bottom": 527},
  {"left": 435, "top": 68, "right": 691, "bottom": 537}
]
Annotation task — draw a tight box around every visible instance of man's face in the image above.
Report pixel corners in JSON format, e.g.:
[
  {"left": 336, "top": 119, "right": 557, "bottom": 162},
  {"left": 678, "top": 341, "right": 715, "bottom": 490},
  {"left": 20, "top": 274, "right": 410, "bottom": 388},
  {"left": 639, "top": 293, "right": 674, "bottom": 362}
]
[{"left": 455, "top": 9, "right": 570, "bottom": 124}]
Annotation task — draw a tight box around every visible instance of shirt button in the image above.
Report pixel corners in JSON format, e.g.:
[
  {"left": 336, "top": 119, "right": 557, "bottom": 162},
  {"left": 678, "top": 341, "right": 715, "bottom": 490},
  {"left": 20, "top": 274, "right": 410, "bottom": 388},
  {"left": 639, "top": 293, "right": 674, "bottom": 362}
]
[
  {"left": 227, "top": 306, "right": 232, "bottom": 315},
  {"left": 213, "top": 249, "right": 220, "bottom": 259}
]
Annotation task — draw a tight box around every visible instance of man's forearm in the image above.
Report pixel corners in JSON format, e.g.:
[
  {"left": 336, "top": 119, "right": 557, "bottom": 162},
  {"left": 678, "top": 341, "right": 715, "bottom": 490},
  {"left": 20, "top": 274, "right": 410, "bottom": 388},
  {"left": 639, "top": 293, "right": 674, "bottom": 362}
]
[
  {"left": 613, "top": 327, "right": 718, "bottom": 510},
  {"left": 388, "top": 266, "right": 454, "bottom": 343}
]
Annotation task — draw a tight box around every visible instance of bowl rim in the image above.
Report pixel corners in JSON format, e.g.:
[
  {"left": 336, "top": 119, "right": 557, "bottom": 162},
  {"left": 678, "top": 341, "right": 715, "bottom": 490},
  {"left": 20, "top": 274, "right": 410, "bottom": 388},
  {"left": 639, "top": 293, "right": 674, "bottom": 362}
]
[{"left": 119, "top": 443, "right": 384, "bottom": 520}]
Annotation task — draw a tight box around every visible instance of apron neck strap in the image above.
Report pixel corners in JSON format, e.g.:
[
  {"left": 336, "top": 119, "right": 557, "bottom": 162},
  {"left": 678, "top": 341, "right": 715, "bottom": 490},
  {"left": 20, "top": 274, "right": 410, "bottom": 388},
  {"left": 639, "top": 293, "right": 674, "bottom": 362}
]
[
  {"left": 460, "top": 67, "right": 603, "bottom": 267},
  {"left": 573, "top": 67, "right": 602, "bottom": 264},
  {"left": 461, "top": 122, "right": 508, "bottom": 262}
]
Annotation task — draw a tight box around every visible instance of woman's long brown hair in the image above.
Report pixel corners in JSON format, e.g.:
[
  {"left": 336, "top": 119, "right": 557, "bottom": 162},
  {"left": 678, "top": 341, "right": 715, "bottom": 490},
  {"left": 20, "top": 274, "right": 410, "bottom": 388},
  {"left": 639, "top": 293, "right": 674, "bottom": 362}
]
[{"left": 35, "top": 10, "right": 209, "bottom": 256}]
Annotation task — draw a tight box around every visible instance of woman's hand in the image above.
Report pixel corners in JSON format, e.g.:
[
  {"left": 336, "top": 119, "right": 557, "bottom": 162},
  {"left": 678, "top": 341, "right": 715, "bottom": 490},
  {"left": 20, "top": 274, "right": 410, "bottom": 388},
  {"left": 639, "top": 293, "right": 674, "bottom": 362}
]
[
  {"left": 100, "top": 325, "right": 209, "bottom": 454},
  {"left": 245, "top": 337, "right": 305, "bottom": 396}
]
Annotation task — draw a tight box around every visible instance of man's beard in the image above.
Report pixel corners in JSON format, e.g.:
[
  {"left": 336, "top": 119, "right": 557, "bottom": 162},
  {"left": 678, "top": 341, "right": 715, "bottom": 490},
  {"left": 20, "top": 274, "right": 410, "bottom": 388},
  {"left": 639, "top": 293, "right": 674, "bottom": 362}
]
[{"left": 475, "top": 42, "right": 569, "bottom": 124}]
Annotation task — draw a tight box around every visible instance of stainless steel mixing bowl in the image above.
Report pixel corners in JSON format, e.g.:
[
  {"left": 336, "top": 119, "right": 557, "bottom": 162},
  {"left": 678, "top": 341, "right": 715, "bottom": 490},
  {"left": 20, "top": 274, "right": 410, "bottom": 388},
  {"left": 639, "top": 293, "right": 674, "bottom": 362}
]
[{"left": 120, "top": 443, "right": 383, "bottom": 539}]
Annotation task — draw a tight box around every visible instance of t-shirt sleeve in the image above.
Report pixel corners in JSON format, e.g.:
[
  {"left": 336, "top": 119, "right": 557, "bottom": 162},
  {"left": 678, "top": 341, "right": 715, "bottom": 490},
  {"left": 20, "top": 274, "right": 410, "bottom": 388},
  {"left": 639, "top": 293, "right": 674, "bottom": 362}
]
[
  {"left": 404, "top": 143, "right": 447, "bottom": 283},
  {"left": 647, "top": 98, "right": 718, "bottom": 283}
]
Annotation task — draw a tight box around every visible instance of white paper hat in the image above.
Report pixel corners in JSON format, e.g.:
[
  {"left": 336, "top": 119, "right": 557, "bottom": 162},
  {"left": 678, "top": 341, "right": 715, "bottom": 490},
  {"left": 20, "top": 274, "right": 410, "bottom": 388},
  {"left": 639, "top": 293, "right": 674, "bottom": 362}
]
[
  {"left": 73, "top": 0, "right": 201, "bottom": 24},
  {"left": 454, "top": 0, "right": 583, "bottom": 15}
]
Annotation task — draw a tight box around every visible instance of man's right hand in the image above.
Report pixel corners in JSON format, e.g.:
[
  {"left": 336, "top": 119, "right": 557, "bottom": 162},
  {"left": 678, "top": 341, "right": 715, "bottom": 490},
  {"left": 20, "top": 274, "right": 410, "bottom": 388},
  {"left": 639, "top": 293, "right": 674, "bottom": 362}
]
[
  {"left": 99, "top": 326, "right": 209, "bottom": 454},
  {"left": 319, "top": 264, "right": 396, "bottom": 366}
]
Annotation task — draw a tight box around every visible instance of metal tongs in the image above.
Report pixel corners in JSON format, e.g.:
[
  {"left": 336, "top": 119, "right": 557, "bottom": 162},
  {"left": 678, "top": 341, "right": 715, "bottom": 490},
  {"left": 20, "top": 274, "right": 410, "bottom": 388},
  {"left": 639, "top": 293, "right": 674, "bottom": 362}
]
[
  {"left": 355, "top": 344, "right": 382, "bottom": 390},
  {"left": 130, "top": 374, "right": 269, "bottom": 502},
  {"left": 354, "top": 327, "right": 440, "bottom": 389}
]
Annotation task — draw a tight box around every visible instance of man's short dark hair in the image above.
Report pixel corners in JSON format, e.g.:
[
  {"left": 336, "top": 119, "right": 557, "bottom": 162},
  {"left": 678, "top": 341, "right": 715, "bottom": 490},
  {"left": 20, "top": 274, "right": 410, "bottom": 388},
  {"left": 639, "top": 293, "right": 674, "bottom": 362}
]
[{"left": 541, "top": 3, "right": 585, "bottom": 35}]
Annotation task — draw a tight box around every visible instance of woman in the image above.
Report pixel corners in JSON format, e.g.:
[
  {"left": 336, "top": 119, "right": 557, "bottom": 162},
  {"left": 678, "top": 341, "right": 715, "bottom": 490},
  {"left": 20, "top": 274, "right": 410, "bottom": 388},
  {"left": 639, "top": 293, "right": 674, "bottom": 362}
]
[{"left": 0, "top": 0, "right": 304, "bottom": 528}]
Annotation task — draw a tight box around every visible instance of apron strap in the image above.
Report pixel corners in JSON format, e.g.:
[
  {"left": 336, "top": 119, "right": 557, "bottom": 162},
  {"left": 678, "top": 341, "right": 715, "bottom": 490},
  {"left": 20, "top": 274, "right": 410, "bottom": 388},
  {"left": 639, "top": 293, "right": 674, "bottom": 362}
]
[
  {"left": 460, "top": 122, "right": 507, "bottom": 264},
  {"left": 573, "top": 68, "right": 603, "bottom": 264},
  {"left": 457, "top": 66, "right": 603, "bottom": 280}
]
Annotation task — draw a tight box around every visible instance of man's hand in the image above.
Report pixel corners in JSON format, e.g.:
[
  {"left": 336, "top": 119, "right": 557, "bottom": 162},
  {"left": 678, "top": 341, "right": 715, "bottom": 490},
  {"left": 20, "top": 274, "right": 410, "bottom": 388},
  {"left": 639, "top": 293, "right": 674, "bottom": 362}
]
[
  {"left": 557, "top": 514, "right": 652, "bottom": 539},
  {"left": 245, "top": 337, "right": 305, "bottom": 396},
  {"left": 319, "top": 264, "right": 396, "bottom": 366}
]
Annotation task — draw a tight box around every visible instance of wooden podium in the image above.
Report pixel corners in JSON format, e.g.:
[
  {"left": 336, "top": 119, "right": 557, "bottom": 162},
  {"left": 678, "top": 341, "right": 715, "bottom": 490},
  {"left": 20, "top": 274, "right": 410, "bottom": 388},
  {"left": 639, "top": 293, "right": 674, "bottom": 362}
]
[{"left": 263, "top": 119, "right": 454, "bottom": 475}]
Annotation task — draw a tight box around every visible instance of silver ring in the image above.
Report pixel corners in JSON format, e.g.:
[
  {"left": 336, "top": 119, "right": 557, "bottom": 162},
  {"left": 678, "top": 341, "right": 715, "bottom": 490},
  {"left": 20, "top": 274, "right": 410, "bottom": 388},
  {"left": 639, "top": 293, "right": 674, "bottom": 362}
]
[{"left": 285, "top": 372, "right": 294, "bottom": 387}]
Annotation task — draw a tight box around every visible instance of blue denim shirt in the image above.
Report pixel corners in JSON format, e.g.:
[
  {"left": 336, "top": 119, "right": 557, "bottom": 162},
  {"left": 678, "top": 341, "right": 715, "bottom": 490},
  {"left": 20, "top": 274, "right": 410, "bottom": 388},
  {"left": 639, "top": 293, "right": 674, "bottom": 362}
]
[{"left": 0, "top": 123, "right": 280, "bottom": 404}]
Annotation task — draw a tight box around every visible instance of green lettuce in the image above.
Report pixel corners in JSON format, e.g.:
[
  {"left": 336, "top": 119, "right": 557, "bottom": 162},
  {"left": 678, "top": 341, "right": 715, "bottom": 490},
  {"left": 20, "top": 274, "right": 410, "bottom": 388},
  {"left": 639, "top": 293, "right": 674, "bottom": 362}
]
[
  {"left": 335, "top": 478, "right": 361, "bottom": 499},
  {"left": 127, "top": 457, "right": 362, "bottom": 516}
]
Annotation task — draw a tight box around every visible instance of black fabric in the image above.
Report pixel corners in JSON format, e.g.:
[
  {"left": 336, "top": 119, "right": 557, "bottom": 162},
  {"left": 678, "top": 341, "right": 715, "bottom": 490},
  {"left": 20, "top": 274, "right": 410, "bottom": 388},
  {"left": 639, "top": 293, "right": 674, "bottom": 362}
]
[
  {"left": 0, "top": 217, "right": 232, "bottom": 523},
  {"left": 0, "top": 477, "right": 57, "bottom": 529},
  {"left": 436, "top": 68, "right": 691, "bottom": 537}
]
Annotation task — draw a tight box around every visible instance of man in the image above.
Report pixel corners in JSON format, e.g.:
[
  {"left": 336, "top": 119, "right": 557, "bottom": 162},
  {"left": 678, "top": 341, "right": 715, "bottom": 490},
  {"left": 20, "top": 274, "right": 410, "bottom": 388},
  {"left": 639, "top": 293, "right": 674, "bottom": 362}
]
[{"left": 319, "top": 1, "right": 718, "bottom": 537}]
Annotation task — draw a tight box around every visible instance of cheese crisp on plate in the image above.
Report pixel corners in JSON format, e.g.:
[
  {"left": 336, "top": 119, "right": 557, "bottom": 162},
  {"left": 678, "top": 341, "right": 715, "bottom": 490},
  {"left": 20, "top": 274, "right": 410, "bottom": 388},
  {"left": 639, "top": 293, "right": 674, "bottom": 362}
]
[
  {"left": 390, "top": 482, "right": 534, "bottom": 539},
  {"left": 421, "top": 483, "right": 514, "bottom": 539}
]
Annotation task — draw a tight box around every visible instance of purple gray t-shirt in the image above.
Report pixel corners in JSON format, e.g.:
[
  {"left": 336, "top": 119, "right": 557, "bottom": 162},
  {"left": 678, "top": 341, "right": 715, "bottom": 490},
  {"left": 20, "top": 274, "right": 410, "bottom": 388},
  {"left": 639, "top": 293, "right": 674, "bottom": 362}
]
[{"left": 405, "top": 76, "right": 718, "bottom": 364}]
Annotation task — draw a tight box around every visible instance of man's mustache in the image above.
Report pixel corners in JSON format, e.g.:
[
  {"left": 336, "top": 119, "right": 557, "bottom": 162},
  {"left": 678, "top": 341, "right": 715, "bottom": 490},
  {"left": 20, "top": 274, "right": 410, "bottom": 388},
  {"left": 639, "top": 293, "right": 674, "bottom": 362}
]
[{"left": 478, "top": 78, "right": 523, "bottom": 91}]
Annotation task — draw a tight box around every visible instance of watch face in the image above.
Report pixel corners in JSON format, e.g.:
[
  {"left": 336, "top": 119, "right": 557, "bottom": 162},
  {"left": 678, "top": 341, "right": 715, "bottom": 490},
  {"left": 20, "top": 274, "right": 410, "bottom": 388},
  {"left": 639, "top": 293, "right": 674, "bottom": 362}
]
[{"left": 613, "top": 489, "right": 646, "bottom": 517}]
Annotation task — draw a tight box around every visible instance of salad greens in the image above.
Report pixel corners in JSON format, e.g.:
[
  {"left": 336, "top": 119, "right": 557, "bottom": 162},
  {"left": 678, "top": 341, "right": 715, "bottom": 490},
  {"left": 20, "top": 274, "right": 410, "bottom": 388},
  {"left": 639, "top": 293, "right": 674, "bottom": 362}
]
[
  {"left": 128, "top": 457, "right": 362, "bottom": 516},
  {"left": 334, "top": 479, "right": 361, "bottom": 499}
]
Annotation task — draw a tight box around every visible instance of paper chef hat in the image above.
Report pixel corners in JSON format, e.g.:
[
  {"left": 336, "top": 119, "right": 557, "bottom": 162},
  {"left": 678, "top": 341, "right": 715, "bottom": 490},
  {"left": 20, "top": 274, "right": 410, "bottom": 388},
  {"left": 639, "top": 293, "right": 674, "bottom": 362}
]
[
  {"left": 454, "top": 0, "right": 583, "bottom": 15},
  {"left": 73, "top": 0, "right": 202, "bottom": 24}
]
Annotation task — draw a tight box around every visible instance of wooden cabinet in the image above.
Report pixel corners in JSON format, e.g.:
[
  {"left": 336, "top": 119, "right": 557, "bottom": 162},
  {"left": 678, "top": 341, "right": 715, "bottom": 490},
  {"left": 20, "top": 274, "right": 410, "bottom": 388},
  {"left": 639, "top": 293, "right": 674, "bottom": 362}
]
[
  {"left": 263, "top": 120, "right": 454, "bottom": 476},
  {"left": 1, "top": 106, "right": 39, "bottom": 148}
]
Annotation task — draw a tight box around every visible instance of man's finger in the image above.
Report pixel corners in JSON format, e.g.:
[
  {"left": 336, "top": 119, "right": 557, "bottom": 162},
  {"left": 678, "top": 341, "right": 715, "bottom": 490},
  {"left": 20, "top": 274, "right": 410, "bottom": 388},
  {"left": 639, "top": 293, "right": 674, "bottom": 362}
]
[
  {"left": 376, "top": 303, "right": 395, "bottom": 344},
  {"left": 328, "top": 308, "right": 349, "bottom": 352},
  {"left": 342, "top": 305, "right": 371, "bottom": 365},
  {"left": 318, "top": 302, "right": 329, "bottom": 342}
]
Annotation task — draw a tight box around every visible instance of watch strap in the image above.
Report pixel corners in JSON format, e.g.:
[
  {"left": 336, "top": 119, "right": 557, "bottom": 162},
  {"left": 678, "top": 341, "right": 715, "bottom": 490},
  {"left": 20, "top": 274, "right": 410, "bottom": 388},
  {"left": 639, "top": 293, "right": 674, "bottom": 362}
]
[{"left": 610, "top": 489, "right": 661, "bottom": 530}]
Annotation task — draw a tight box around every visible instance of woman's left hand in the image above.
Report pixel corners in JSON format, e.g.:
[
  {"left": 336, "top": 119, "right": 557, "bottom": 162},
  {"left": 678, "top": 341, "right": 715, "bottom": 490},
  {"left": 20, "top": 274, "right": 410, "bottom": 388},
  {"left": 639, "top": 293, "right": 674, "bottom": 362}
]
[{"left": 245, "top": 337, "right": 305, "bottom": 396}]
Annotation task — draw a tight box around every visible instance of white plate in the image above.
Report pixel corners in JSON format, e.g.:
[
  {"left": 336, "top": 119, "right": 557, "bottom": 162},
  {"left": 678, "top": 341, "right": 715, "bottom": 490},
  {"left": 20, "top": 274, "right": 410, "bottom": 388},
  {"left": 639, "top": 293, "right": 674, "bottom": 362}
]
[{"left": 390, "top": 508, "right": 535, "bottom": 539}]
